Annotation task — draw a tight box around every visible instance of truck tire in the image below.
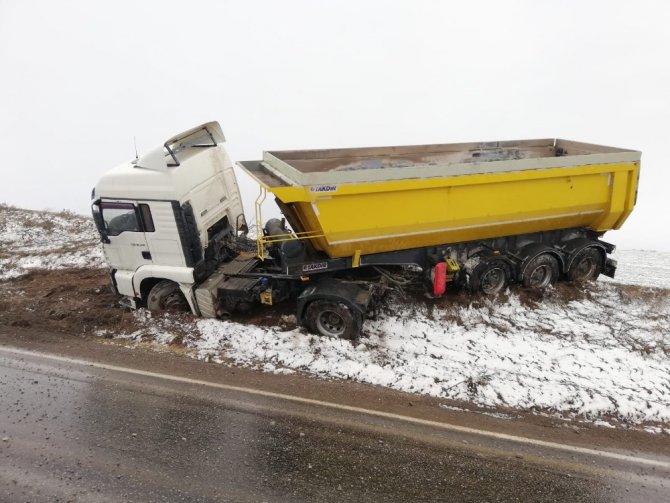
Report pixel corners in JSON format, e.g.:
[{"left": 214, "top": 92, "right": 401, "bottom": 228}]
[
  {"left": 304, "top": 300, "right": 361, "bottom": 340},
  {"left": 567, "top": 247, "right": 603, "bottom": 283},
  {"left": 522, "top": 253, "right": 559, "bottom": 289},
  {"left": 147, "top": 280, "right": 188, "bottom": 312},
  {"left": 470, "top": 260, "right": 510, "bottom": 295}
]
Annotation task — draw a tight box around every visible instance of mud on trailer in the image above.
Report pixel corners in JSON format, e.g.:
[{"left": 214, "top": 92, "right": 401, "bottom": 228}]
[{"left": 92, "top": 122, "right": 640, "bottom": 339}]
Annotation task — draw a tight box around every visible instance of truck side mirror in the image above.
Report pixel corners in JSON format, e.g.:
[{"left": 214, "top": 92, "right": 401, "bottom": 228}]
[{"left": 91, "top": 202, "right": 110, "bottom": 244}]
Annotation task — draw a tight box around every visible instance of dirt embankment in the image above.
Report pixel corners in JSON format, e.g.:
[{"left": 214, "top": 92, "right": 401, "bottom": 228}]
[
  {"left": 0, "top": 267, "right": 296, "bottom": 337},
  {"left": 0, "top": 268, "right": 140, "bottom": 334}
]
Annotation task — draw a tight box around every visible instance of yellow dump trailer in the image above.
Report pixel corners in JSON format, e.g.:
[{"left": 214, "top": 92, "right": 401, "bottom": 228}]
[{"left": 239, "top": 139, "right": 640, "bottom": 259}]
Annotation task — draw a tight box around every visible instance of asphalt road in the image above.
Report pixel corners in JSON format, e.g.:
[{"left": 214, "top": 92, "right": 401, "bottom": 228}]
[{"left": 1, "top": 344, "right": 668, "bottom": 502}]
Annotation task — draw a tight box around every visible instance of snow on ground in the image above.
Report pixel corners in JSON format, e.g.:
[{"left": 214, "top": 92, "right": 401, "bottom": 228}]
[
  {"left": 0, "top": 204, "right": 104, "bottom": 279},
  {"left": 605, "top": 249, "right": 670, "bottom": 290},
  {"left": 187, "top": 283, "right": 670, "bottom": 426}
]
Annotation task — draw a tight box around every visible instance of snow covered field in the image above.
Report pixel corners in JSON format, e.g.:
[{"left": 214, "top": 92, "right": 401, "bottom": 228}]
[
  {"left": 605, "top": 248, "right": 670, "bottom": 290},
  {"left": 2, "top": 205, "right": 670, "bottom": 429},
  {"left": 0, "top": 204, "right": 103, "bottom": 280}
]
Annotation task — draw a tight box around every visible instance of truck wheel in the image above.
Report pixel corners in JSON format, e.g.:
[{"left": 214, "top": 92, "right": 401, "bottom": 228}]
[
  {"left": 305, "top": 300, "right": 361, "bottom": 340},
  {"left": 522, "top": 254, "right": 559, "bottom": 289},
  {"left": 567, "top": 248, "right": 603, "bottom": 282},
  {"left": 470, "top": 260, "right": 509, "bottom": 295},
  {"left": 147, "top": 280, "right": 188, "bottom": 312}
]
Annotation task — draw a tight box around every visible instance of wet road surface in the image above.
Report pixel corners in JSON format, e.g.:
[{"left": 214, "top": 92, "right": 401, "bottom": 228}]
[{"left": 1, "top": 346, "right": 668, "bottom": 502}]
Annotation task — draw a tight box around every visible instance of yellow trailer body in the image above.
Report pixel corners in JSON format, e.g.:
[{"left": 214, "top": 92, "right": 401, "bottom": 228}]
[{"left": 239, "top": 139, "right": 640, "bottom": 259}]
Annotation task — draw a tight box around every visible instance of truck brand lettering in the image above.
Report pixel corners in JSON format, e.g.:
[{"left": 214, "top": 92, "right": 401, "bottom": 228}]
[
  {"left": 310, "top": 185, "right": 337, "bottom": 193},
  {"left": 302, "top": 262, "right": 328, "bottom": 272}
]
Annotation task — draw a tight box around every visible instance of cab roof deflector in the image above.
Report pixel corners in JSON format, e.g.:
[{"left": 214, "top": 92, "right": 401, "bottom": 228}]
[{"left": 136, "top": 121, "right": 225, "bottom": 171}]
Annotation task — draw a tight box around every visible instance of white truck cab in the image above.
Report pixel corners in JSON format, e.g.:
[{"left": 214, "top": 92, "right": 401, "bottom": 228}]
[{"left": 92, "top": 122, "right": 246, "bottom": 313}]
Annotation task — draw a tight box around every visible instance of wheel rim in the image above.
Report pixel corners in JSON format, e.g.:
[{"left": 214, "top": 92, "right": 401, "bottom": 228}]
[
  {"left": 528, "top": 264, "right": 552, "bottom": 288},
  {"left": 574, "top": 256, "right": 596, "bottom": 280},
  {"left": 162, "top": 290, "right": 187, "bottom": 311},
  {"left": 480, "top": 267, "right": 506, "bottom": 294},
  {"left": 316, "top": 310, "right": 346, "bottom": 337}
]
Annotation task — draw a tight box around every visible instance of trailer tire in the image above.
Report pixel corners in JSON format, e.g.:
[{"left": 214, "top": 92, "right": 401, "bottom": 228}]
[
  {"left": 147, "top": 280, "right": 189, "bottom": 312},
  {"left": 470, "top": 260, "right": 510, "bottom": 295},
  {"left": 522, "top": 253, "right": 559, "bottom": 289},
  {"left": 567, "top": 247, "right": 603, "bottom": 283},
  {"left": 304, "top": 300, "right": 361, "bottom": 340}
]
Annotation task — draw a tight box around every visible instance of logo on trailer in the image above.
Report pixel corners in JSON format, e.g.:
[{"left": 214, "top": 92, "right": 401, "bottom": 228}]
[
  {"left": 310, "top": 185, "right": 337, "bottom": 193},
  {"left": 302, "top": 262, "right": 328, "bottom": 272}
]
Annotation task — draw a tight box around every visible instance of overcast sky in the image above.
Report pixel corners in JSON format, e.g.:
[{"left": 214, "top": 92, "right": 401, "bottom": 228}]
[{"left": 1, "top": 0, "right": 668, "bottom": 250}]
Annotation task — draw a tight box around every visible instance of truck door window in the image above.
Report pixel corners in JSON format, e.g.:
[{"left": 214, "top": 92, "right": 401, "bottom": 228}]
[
  {"left": 101, "top": 202, "right": 140, "bottom": 236},
  {"left": 139, "top": 204, "right": 155, "bottom": 232}
]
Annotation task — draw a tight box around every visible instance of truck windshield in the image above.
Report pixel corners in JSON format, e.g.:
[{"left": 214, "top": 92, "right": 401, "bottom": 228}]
[{"left": 101, "top": 202, "right": 140, "bottom": 236}]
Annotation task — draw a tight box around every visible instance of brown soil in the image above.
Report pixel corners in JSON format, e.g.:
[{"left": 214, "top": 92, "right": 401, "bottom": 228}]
[
  {"left": 0, "top": 267, "right": 295, "bottom": 337},
  {"left": 0, "top": 268, "right": 141, "bottom": 335}
]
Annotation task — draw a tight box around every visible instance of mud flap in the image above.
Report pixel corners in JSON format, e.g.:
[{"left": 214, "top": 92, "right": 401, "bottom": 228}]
[{"left": 603, "top": 258, "right": 617, "bottom": 278}]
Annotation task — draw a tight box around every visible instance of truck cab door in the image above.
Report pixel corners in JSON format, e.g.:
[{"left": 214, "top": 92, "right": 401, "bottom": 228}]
[
  {"left": 137, "top": 200, "right": 187, "bottom": 267},
  {"left": 96, "top": 200, "right": 152, "bottom": 272}
]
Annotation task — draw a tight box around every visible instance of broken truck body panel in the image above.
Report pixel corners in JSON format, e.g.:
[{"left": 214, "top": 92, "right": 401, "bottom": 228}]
[
  {"left": 238, "top": 139, "right": 640, "bottom": 259},
  {"left": 92, "top": 122, "right": 640, "bottom": 339}
]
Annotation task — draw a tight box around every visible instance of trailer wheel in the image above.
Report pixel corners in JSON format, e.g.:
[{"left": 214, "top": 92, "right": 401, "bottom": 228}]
[
  {"left": 567, "top": 247, "right": 603, "bottom": 283},
  {"left": 522, "top": 254, "right": 559, "bottom": 289},
  {"left": 305, "top": 300, "right": 361, "bottom": 340},
  {"left": 147, "top": 280, "right": 188, "bottom": 312},
  {"left": 470, "top": 260, "right": 509, "bottom": 295}
]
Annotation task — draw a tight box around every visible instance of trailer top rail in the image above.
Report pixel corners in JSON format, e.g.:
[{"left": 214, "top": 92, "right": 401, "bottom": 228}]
[{"left": 240, "top": 138, "right": 640, "bottom": 188}]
